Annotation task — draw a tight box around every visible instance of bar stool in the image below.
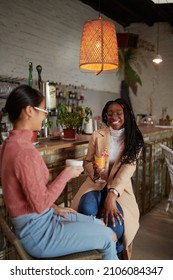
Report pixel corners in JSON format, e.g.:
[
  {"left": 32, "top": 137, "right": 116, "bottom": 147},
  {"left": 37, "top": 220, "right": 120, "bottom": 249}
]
[{"left": 160, "top": 143, "right": 173, "bottom": 214}]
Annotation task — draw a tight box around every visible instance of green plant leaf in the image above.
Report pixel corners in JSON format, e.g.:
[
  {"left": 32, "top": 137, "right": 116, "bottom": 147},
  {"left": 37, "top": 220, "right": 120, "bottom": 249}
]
[
  {"left": 56, "top": 104, "right": 92, "bottom": 129},
  {"left": 117, "top": 48, "right": 142, "bottom": 95},
  {"left": 125, "top": 63, "right": 142, "bottom": 85}
]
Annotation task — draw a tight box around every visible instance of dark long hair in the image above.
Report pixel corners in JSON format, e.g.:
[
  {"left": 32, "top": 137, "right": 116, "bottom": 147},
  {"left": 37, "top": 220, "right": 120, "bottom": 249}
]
[
  {"left": 102, "top": 98, "right": 144, "bottom": 164},
  {"left": 2, "top": 84, "right": 44, "bottom": 124}
]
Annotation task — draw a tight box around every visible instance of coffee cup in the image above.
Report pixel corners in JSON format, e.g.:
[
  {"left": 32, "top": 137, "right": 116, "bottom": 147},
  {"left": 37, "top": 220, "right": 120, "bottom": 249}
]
[{"left": 66, "top": 159, "right": 83, "bottom": 167}]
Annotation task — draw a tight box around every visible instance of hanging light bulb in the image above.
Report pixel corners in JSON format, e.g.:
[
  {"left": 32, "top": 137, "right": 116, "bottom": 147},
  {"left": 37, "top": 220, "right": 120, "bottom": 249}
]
[
  {"left": 152, "top": 23, "right": 163, "bottom": 64},
  {"left": 152, "top": 54, "right": 163, "bottom": 64},
  {"left": 79, "top": 16, "right": 119, "bottom": 75}
]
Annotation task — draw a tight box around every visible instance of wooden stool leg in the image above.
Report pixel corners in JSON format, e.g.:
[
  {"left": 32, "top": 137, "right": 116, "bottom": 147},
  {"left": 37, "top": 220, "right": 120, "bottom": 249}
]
[{"left": 122, "top": 242, "right": 133, "bottom": 260}]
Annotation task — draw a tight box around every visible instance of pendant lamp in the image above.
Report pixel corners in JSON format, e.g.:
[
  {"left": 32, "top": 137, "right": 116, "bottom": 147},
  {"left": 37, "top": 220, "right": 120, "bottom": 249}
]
[
  {"left": 152, "top": 54, "right": 163, "bottom": 64},
  {"left": 79, "top": 16, "right": 119, "bottom": 75},
  {"left": 152, "top": 22, "right": 163, "bottom": 64}
]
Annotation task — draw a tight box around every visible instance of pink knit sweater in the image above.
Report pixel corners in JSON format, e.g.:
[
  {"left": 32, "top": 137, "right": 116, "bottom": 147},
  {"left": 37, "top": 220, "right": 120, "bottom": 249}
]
[{"left": 0, "top": 130, "right": 72, "bottom": 217}]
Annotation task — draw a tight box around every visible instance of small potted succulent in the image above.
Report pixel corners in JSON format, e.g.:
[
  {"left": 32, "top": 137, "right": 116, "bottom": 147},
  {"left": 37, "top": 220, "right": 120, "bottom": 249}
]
[{"left": 56, "top": 103, "right": 92, "bottom": 139}]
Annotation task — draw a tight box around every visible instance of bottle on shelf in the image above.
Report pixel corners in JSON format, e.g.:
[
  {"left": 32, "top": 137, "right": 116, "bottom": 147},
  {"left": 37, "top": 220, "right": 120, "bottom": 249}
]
[
  {"left": 68, "top": 84, "right": 73, "bottom": 99},
  {"left": 36, "top": 65, "right": 42, "bottom": 90},
  {"left": 67, "top": 100, "right": 72, "bottom": 113},
  {"left": 74, "top": 86, "right": 78, "bottom": 100},
  {"left": 28, "top": 62, "right": 33, "bottom": 87},
  {"left": 65, "top": 85, "right": 69, "bottom": 99}
]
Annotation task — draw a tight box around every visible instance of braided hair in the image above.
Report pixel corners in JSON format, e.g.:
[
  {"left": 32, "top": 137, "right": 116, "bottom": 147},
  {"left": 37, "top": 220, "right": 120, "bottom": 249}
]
[{"left": 102, "top": 98, "right": 144, "bottom": 164}]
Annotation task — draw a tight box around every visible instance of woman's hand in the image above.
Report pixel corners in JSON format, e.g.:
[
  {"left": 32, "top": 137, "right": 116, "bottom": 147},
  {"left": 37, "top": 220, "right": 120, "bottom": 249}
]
[
  {"left": 101, "top": 192, "right": 123, "bottom": 227},
  {"left": 93, "top": 161, "right": 102, "bottom": 174},
  {"left": 65, "top": 166, "right": 84, "bottom": 179},
  {"left": 53, "top": 205, "right": 77, "bottom": 218}
]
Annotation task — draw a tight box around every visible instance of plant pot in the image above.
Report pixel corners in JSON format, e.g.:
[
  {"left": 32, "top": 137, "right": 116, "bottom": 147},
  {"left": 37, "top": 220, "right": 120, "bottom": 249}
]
[
  {"left": 63, "top": 128, "right": 76, "bottom": 140},
  {"left": 117, "top": 33, "right": 138, "bottom": 48}
]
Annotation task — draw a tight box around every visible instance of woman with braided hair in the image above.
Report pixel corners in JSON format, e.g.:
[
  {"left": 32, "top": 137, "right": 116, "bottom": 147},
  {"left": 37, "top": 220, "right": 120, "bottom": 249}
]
[{"left": 72, "top": 98, "right": 144, "bottom": 259}]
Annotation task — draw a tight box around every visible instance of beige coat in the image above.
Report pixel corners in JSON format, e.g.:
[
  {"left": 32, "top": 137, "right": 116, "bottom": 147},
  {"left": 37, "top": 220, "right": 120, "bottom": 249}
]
[{"left": 72, "top": 127, "right": 140, "bottom": 249}]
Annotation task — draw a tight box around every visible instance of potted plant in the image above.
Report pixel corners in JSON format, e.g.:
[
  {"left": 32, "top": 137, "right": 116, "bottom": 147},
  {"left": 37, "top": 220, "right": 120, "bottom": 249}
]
[{"left": 56, "top": 103, "right": 92, "bottom": 139}]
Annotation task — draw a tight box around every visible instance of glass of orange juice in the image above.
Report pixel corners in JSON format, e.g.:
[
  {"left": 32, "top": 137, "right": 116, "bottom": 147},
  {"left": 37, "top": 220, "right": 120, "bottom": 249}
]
[{"left": 94, "top": 156, "right": 106, "bottom": 183}]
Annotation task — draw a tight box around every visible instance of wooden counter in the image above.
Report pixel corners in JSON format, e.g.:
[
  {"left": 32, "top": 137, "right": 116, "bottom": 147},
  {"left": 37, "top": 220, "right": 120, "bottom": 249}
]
[
  {"left": 37, "top": 125, "right": 173, "bottom": 153},
  {"left": 37, "top": 134, "right": 91, "bottom": 152},
  {"left": 138, "top": 125, "right": 173, "bottom": 142}
]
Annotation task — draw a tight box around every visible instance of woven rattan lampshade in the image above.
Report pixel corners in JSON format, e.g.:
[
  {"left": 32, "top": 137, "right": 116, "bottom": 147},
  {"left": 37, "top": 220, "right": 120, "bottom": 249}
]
[{"left": 79, "top": 17, "right": 118, "bottom": 74}]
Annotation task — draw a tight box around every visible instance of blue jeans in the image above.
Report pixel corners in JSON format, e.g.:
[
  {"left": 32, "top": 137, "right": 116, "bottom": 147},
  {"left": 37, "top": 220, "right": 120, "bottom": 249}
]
[
  {"left": 11, "top": 208, "right": 118, "bottom": 260},
  {"left": 78, "top": 189, "right": 124, "bottom": 254}
]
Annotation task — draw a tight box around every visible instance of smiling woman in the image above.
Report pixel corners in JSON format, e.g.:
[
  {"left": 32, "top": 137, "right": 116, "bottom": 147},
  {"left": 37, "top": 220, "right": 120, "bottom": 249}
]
[
  {"left": 106, "top": 103, "right": 125, "bottom": 130},
  {"left": 72, "top": 98, "right": 144, "bottom": 259}
]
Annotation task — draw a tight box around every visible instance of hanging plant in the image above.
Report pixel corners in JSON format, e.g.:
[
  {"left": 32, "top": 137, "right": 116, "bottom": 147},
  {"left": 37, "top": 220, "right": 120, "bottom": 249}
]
[
  {"left": 117, "top": 38, "right": 155, "bottom": 95},
  {"left": 118, "top": 48, "right": 142, "bottom": 96}
]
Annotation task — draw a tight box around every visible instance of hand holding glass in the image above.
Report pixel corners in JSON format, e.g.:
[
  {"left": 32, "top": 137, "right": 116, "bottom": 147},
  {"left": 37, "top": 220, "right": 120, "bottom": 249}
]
[{"left": 94, "top": 156, "right": 106, "bottom": 183}]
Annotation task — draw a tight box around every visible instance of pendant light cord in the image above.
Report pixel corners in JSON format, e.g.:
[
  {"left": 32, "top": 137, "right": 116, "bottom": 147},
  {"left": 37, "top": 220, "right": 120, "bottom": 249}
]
[
  {"left": 157, "top": 22, "right": 159, "bottom": 54},
  {"left": 98, "top": 0, "right": 101, "bottom": 17},
  {"left": 96, "top": 0, "right": 103, "bottom": 75}
]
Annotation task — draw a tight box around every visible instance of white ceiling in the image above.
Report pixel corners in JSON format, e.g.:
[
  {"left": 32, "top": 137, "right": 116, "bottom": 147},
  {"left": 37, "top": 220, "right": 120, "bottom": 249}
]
[{"left": 151, "top": 0, "right": 173, "bottom": 3}]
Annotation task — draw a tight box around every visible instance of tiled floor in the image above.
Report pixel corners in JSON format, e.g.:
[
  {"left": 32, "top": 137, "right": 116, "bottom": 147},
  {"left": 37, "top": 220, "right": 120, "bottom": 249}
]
[{"left": 132, "top": 199, "right": 173, "bottom": 260}]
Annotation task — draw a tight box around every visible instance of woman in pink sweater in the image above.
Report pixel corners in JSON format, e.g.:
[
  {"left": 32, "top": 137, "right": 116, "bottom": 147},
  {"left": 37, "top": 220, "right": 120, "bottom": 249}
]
[{"left": 0, "top": 85, "right": 118, "bottom": 260}]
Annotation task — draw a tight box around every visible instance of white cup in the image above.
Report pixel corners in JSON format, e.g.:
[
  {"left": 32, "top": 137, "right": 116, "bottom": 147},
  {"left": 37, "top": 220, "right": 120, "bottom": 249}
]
[{"left": 66, "top": 159, "right": 83, "bottom": 167}]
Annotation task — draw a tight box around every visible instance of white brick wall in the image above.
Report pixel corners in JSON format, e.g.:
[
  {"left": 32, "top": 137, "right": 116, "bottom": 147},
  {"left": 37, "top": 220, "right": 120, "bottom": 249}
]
[{"left": 0, "top": 0, "right": 173, "bottom": 120}]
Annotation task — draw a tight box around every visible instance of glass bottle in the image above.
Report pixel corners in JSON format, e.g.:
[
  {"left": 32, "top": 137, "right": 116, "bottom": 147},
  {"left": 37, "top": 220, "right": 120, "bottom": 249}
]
[
  {"left": 28, "top": 62, "right": 33, "bottom": 87},
  {"left": 36, "top": 65, "right": 42, "bottom": 89}
]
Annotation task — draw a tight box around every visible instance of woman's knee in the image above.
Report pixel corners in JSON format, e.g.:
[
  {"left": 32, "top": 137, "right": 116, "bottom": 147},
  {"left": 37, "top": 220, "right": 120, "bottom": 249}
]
[
  {"left": 78, "top": 191, "right": 100, "bottom": 216},
  {"left": 78, "top": 202, "right": 95, "bottom": 215}
]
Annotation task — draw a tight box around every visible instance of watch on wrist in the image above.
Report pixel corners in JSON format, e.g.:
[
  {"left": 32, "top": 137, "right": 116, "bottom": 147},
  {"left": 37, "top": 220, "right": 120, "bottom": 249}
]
[{"left": 108, "top": 188, "right": 120, "bottom": 197}]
